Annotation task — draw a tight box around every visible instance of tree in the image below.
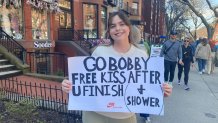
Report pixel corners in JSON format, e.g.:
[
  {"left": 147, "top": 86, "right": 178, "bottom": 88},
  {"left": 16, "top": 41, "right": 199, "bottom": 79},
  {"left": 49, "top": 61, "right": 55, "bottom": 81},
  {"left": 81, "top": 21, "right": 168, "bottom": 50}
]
[
  {"left": 178, "top": 0, "right": 218, "bottom": 39},
  {"left": 181, "top": 11, "right": 202, "bottom": 40},
  {"left": 165, "top": 0, "right": 188, "bottom": 35}
]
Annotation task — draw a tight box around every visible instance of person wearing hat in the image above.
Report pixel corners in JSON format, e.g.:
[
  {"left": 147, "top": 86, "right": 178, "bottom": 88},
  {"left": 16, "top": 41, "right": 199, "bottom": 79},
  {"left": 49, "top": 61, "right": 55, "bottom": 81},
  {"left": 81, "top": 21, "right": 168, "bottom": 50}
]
[{"left": 160, "top": 30, "right": 183, "bottom": 87}]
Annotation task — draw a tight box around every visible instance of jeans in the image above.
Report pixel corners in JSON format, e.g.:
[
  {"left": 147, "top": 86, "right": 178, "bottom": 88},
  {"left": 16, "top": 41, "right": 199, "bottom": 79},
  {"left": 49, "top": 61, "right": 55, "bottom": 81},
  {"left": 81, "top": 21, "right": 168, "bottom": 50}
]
[
  {"left": 140, "top": 114, "right": 149, "bottom": 119},
  {"left": 197, "top": 59, "right": 206, "bottom": 72},
  {"left": 178, "top": 61, "right": 191, "bottom": 85},
  {"left": 164, "top": 60, "right": 177, "bottom": 82}
]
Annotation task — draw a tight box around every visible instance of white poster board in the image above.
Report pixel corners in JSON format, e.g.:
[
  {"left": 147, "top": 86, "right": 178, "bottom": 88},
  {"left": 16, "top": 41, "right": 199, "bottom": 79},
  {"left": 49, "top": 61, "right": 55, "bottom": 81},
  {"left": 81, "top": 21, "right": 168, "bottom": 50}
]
[
  {"left": 68, "top": 56, "right": 164, "bottom": 115},
  {"left": 150, "top": 45, "right": 163, "bottom": 57}
]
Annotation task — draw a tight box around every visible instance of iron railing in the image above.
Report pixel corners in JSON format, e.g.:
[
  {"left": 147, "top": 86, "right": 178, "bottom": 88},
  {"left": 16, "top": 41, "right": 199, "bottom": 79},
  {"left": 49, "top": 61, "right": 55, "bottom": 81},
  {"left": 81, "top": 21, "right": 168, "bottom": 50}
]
[
  {"left": 27, "top": 52, "right": 68, "bottom": 77},
  {"left": 58, "top": 29, "right": 98, "bottom": 41},
  {"left": 0, "top": 27, "right": 26, "bottom": 64},
  {"left": 58, "top": 29, "right": 98, "bottom": 54},
  {"left": 58, "top": 28, "right": 73, "bottom": 41},
  {"left": 0, "top": 77, "right": 82, "bottom": 123}
]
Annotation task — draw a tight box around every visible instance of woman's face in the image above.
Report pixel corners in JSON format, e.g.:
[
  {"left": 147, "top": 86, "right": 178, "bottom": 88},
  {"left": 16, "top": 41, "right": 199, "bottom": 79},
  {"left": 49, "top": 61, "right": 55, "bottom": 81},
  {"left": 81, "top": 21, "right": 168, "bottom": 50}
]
[
  {"left": 109, "top": 15, "right": 130, "bottom": 43},
  {"left": 184, "top": 38, "right": 190, "bottom": 45}
]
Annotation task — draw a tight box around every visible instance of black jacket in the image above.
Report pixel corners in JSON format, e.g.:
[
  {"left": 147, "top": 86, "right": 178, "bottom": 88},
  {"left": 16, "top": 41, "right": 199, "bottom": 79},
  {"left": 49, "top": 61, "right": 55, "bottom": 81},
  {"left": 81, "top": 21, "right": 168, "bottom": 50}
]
[{"left": 182, "top": 45, "right": 194, "bottom": 63}]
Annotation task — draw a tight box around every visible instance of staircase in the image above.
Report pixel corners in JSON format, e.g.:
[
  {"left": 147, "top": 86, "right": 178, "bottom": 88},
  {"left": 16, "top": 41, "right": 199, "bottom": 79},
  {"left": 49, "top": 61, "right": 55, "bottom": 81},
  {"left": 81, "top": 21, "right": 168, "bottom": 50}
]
[{"left": 0, "top": 54, "right": 22, "bottom": 79}]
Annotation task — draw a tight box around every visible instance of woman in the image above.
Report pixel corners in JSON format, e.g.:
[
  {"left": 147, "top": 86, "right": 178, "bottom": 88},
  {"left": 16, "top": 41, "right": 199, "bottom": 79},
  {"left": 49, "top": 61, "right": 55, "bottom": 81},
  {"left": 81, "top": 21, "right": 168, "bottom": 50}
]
[
  {"left": 62, "top": 11, "right": 172, "bottom": 123},
  {"left": 195, "top": 38, "right": 211, "bottom": 74},
  {"left": 177, "top": 37, "right": 194, "bottom": 90}
]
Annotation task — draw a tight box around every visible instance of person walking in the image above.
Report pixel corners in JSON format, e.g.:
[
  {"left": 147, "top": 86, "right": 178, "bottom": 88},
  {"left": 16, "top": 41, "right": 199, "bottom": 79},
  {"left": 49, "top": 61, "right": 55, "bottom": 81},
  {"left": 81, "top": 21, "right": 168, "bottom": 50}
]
[
  {"left": 160, "top": 30, "right": 183, "bottom": 87},
  {"left": 177, "top": 37, "right": 194, "bottom": 90},
  {"left": 215, "top": 43, "right": 218, "bottom": 67},
  {"left": 207, "top": 39, "right": 216, "bottom": 74},
  {"left": 195, "top": 38, "right": 211, "bottom": 74},
  {"left": 61, "top": 11, "right": 172, "bottom": 123}
]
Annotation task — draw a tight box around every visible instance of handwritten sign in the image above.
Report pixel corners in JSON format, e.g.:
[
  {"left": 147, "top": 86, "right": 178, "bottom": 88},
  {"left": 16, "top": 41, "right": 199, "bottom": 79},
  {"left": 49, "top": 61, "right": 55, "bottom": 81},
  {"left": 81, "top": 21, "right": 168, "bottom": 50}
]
[
  {"left": 150, "top": 45, "right": 163, "bottom": 57},
  {"left": 68, "top": 56, "right": 164, "bottom": 115}
]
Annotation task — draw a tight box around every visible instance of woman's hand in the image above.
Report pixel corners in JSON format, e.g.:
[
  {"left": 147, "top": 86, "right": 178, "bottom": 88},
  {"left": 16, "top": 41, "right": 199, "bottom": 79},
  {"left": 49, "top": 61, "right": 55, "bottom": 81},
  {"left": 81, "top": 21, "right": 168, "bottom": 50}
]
[
  {"left": 163, "top": 83, "right": 172, "bottom": 97},
  {"left": 62, "top": 79, "right": 72, "bottom": 93},
  {"left": 179, "top": 59, "right": 184, "bottom": 66}
]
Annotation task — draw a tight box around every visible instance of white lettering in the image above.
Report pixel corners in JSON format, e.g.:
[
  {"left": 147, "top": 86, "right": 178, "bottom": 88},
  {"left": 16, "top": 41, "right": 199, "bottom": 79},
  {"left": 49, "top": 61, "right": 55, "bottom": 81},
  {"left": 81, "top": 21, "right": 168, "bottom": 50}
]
[{"left": 34, "top": 41, "right": 53, "bottom": 48}]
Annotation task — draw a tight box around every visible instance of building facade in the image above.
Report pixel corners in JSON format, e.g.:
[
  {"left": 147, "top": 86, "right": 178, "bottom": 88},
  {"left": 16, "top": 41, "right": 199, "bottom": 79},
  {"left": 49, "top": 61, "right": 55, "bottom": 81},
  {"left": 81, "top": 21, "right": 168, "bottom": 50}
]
[
  {"left": 142, "top": 0, "right": 166, "bottom": 44},
  {"left": 0, "top": 0, "right": 61, "bottom": 53},
  {"left": 0, "top": 0, "right": 167, "bottom": 76},
  {"left": 0, "top": 0, "right": 166, "bottom": 54}
]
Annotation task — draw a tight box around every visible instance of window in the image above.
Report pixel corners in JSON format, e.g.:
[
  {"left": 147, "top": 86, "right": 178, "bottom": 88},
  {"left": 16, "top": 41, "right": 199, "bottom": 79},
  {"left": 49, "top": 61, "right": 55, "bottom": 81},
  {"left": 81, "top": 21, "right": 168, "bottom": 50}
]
[
  {"left": 59, "top": 12, "right": 71, "bottom": 28},
  {"left": 118, "top": 0, "right": 123, "bottom": 8},
  {"left": 0, "top": 3, "right": 24, "bottom": 39},
  {"left": 101, "top": 7, "right": 107, "bottom": 38},
  {"left": 58, "top": 0, "right": 71, "bottom": 9},
  {"left": 83, "top": 4, "right": 98, "bottom": 38},
  {"left": 132, "top": 2, "right": 138, "bottom": 15},
  {"left": 58, "top": 0, "right": 71, "bottom": 28},
  {"left": 108, "top": 0, "right": 118, "bottom": 7},
  {"left": 31, "top": 8, "right": 48, "bottom": 40}
]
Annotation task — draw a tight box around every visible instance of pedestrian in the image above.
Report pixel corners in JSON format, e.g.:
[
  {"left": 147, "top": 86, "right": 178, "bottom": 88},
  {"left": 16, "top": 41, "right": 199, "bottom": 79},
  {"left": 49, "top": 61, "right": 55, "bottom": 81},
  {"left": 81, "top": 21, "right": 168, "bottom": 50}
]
[
  {"left": 207, "top": 39, "right": 216, "bottom": 74},
  {"left": 195, "top": 37, "right": 203, "bottom": 48},
  {"left": 62, "top": 11, "right": 172, "bottom": 123},
  {"left": 177, "top": 37, "right": 194, "bottom": 90},
  {"left": 195, "top": 38, "right": 211, "bottom": 74},
  {"left": 215, "top": 43, "right": 218, "bottom": 67},
  {"left": 189, "top": 39, "right": 196, "bottom": 55},
  {"left": 160, "top": 30, "right": 183, "bottom": 87}
]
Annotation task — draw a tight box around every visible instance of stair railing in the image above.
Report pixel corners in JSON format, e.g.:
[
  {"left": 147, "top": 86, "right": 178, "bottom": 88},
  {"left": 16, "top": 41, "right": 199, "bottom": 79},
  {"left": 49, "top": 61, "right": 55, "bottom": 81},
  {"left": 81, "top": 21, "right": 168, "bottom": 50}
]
[{"left": 0, "top": 27, "right": 26, "bottom": 64}]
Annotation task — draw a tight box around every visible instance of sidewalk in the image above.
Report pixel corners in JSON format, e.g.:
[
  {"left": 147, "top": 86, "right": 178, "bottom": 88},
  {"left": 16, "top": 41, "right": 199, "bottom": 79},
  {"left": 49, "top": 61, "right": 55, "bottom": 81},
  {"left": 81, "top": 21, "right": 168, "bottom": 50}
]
[{"left": 137, "top": 65, "right": 218, "bottom": 123}]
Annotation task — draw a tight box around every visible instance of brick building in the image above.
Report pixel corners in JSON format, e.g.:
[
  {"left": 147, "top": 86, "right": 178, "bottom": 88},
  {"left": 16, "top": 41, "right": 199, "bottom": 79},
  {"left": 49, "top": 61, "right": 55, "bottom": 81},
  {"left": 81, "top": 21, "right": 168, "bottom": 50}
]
[
  {"left": 0, "top": 0, "right": 167, "bottom": 76},
  {"left": 142, "top": 0, "right": 166, "bottom": 44},
  {"left": 0, "top": 0, "right": 166, "bottom": 55},
  {"left": 56, "top": 0, "right": 144, "bottom": 56}
]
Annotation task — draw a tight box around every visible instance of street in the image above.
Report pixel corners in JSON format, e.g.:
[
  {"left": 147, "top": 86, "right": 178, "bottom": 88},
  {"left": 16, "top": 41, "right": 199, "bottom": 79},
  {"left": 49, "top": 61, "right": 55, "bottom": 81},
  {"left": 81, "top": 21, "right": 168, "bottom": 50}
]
[{"left": 137, "top": 64, "right": 218, "bottom": 123}]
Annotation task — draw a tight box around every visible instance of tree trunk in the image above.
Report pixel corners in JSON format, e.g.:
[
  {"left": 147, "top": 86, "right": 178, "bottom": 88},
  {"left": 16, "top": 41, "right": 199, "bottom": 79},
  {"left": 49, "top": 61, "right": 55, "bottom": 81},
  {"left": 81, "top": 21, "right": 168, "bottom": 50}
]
[{"left": 206, "top": 26, "right": 214, "bottom": 39}]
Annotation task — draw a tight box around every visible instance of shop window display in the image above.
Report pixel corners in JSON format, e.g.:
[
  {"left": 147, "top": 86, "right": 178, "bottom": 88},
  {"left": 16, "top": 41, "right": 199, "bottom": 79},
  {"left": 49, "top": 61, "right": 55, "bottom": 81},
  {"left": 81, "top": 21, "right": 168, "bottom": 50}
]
[
  {"left": 59, "top": 12, "right": 71, "bottom": 28},
  {"left": 100, "top": 7, "right": 107, "bottom": 38},
  {"left": 58, "top": 0, "right": 70, "bottom": 9},
  {"left": 83, "top": 4, "right": 97, "bottom": 38},
  {"left": 58, "top": 0, "right": 71, "bottom": 28},
  {"left": 31, "top": 8, "right": 48, "bottom": 40},
  {"left": 0, "top": 0, "right": 23, "bottom": 39}
]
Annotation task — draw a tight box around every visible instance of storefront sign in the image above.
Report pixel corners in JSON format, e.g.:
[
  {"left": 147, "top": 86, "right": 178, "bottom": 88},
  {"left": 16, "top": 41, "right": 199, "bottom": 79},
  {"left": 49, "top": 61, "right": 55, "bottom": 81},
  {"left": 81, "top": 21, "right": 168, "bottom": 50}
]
[{"left": 34, "top": 41, "right": 53, "bottom": 48}]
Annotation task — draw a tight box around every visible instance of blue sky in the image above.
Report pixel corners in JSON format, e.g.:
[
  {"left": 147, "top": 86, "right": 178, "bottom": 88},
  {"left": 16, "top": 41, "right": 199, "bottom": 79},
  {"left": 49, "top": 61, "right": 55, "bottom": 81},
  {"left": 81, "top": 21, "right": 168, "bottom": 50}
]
[{"left": 211, "top": 0, "right": 218, "bottom": 6}]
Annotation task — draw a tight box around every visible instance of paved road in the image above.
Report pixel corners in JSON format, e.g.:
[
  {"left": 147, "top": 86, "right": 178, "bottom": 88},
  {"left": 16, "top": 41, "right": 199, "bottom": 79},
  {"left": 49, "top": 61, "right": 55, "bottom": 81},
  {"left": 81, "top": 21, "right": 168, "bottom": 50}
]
[{"left": 137, "top": 64, "right": 218, "bottom": 123}]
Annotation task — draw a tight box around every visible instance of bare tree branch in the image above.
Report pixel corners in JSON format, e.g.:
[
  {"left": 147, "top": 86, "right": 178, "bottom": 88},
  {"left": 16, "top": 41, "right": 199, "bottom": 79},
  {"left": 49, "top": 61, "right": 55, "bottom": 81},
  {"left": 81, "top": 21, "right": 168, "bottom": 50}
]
[
  {"left": 178, "top": 0, "right": 215, "bottom": 39},
  {"left": 206, "top": 0, "right": 218, "bottom": 17}
]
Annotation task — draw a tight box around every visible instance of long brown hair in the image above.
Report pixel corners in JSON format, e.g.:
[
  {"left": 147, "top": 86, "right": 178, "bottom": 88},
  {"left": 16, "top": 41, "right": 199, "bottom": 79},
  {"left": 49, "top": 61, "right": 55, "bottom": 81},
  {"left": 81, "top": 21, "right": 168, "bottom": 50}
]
[{"left": 107, "top": 11, "right": 133, "bottom": 44}]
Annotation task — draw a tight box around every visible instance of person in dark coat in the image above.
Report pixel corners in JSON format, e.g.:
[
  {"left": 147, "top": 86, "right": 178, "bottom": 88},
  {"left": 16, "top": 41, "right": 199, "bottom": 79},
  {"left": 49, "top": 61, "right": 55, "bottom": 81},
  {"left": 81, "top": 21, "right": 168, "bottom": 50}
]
[{"left": 177, "top": 37, "right": 194, "bottom": 90}]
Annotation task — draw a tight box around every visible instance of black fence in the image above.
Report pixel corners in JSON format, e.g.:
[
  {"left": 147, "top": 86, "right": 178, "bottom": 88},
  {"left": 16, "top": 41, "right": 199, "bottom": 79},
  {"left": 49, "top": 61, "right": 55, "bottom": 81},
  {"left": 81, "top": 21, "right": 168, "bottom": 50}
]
[
  {"left": 0, "top": 77, "right": 82, "bottom": 123},
  {"left": 27, "top": 52, "right": 68, "bottom": 77}
]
